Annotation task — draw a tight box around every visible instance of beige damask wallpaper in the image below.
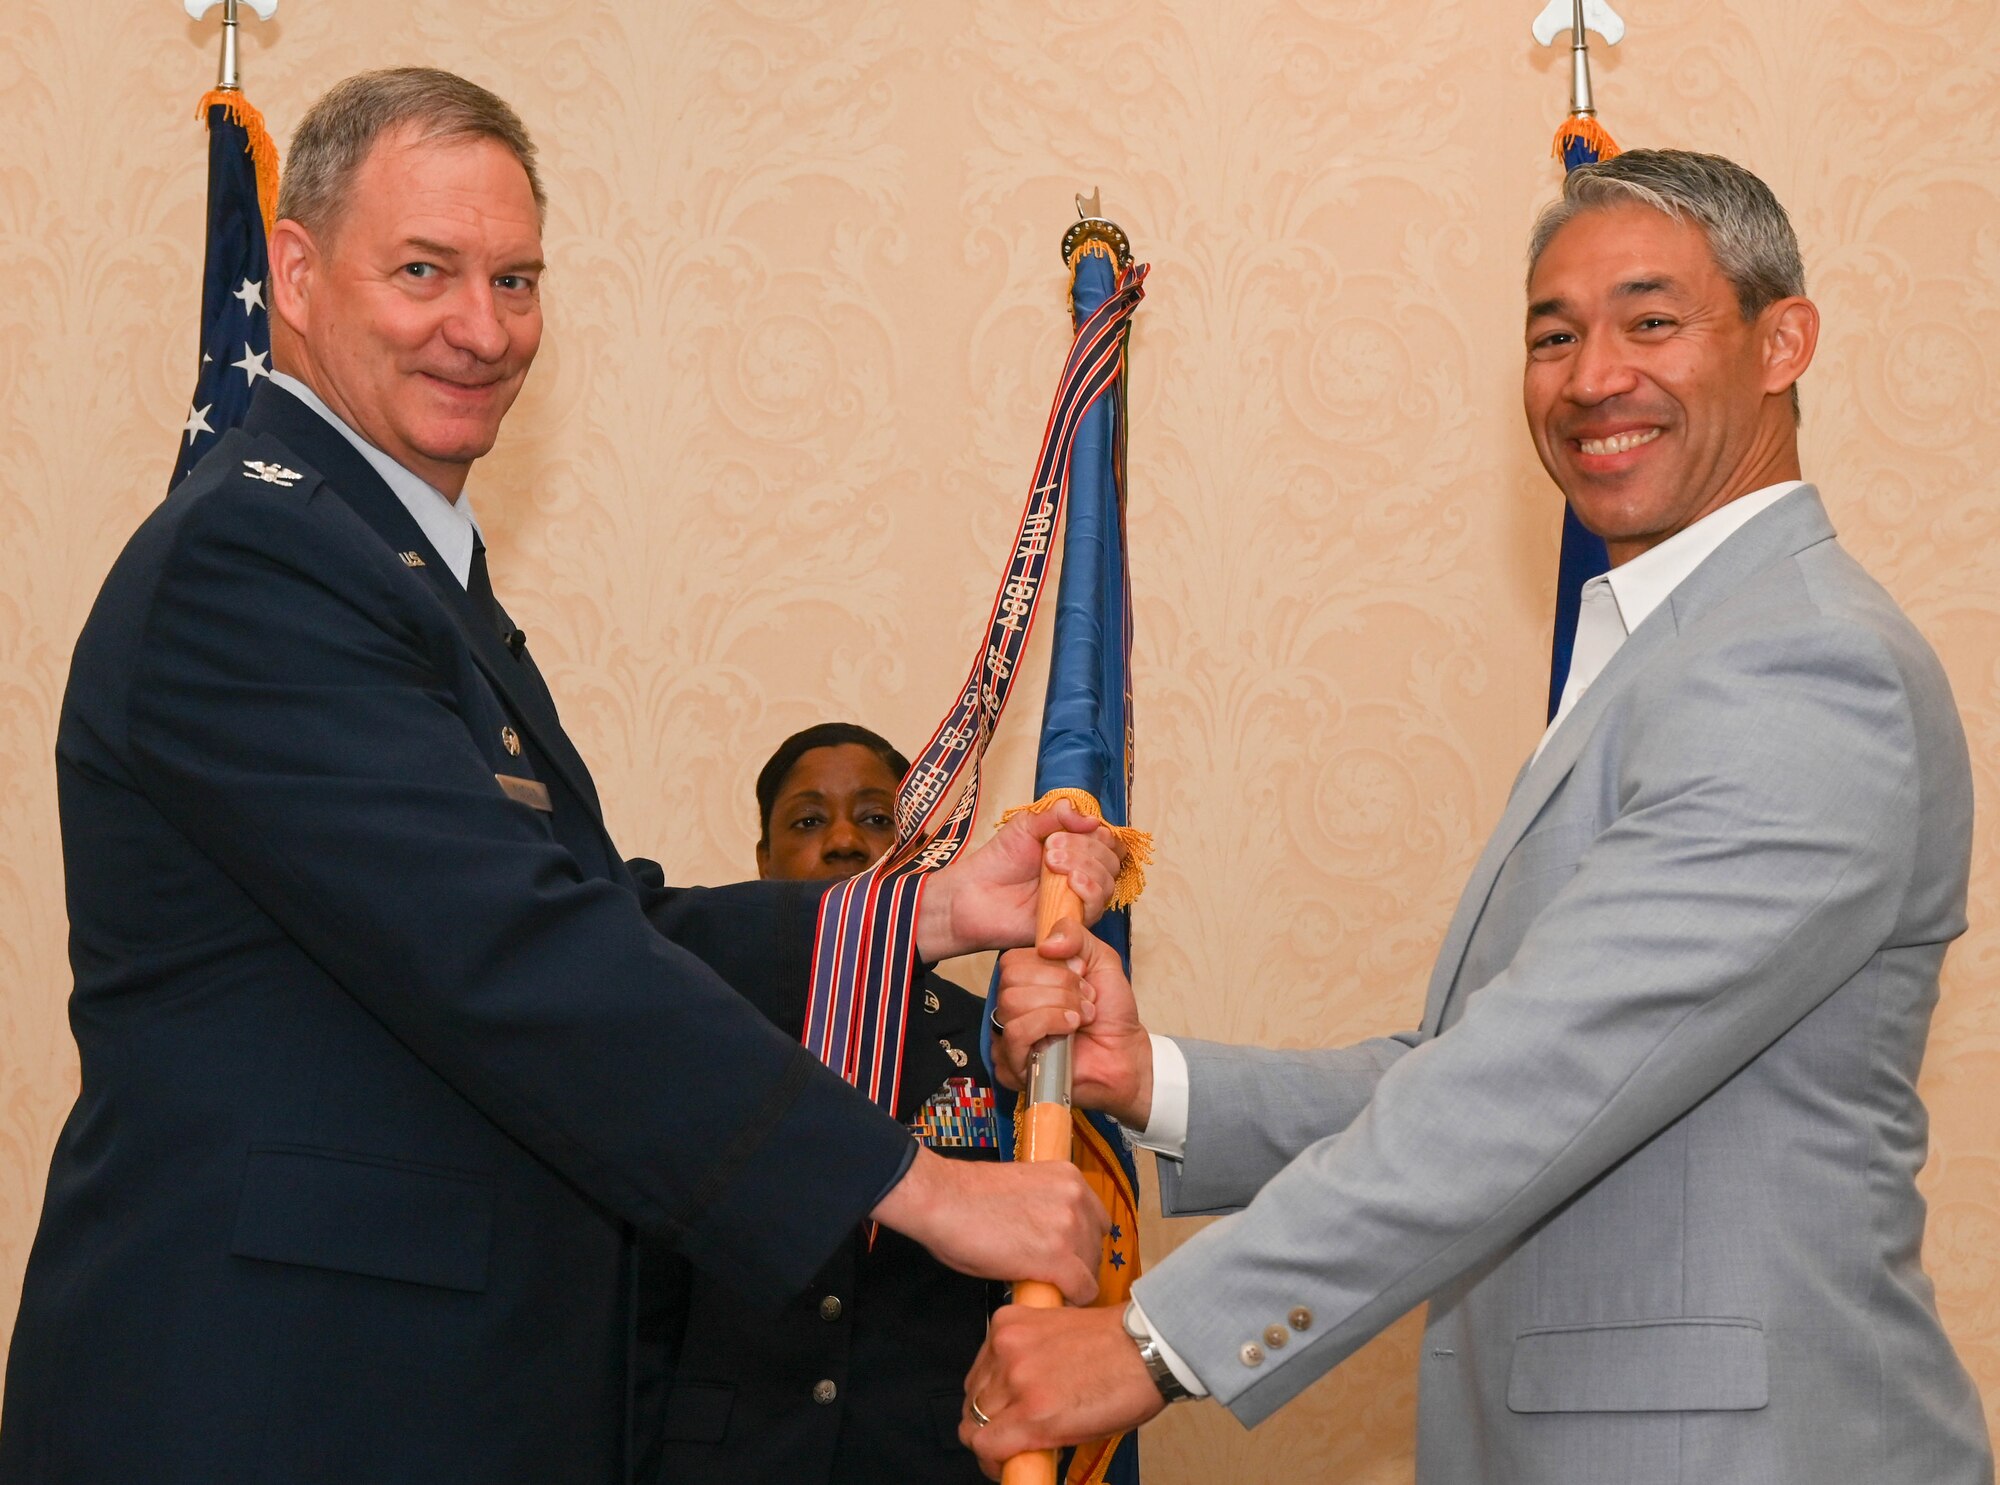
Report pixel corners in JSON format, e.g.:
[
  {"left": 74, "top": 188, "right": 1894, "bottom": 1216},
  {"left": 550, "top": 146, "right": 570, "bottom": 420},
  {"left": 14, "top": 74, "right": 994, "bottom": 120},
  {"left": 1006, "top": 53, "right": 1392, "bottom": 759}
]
[{"left": 3, "top": 0, "right": 1998, "bottom": 1476}]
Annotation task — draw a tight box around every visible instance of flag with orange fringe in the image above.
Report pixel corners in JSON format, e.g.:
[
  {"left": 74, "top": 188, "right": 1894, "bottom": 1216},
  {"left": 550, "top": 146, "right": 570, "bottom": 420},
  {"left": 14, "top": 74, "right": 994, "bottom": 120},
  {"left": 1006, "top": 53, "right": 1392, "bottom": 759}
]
[
  {"left": 1544, "top": 10, "right": 1620, "bottom": 718},
  {"left": 981, "top": 227, "right": 1146, "bottom": 1485},
  {"left": 171, "top": 89, "right": 279, "bottom": 489}
]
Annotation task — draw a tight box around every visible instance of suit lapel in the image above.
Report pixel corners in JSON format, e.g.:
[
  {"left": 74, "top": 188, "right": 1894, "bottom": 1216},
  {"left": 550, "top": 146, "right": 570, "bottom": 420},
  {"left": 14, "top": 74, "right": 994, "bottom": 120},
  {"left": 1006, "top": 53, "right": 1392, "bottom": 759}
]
[
  {"left": 1418, "top": 610, "right": 1679, "bottom": 1034},
  {"left": 242, "top": 384, "right": 605, "bottom": 824},
  {"left": 1417, "top": 486, "right": 1839, "bottom": 1035}
]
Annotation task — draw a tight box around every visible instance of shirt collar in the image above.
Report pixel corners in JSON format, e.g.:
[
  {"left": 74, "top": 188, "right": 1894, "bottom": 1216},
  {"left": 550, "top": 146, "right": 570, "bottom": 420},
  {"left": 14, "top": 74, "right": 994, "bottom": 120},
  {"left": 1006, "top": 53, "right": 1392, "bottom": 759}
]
[
  {"left": 1587, "top": 479, "right": 1808, "bottom": 637},
  {"left": 267, "top": 370, "right": 482, "bottom": 589}
]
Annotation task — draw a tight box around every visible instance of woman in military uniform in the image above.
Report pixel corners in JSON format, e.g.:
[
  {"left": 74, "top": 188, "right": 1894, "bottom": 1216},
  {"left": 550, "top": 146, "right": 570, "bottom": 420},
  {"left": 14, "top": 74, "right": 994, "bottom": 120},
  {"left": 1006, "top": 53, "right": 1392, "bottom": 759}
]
[{"left": 650, "top": 723, "right": 1002, "bottom": 1484}]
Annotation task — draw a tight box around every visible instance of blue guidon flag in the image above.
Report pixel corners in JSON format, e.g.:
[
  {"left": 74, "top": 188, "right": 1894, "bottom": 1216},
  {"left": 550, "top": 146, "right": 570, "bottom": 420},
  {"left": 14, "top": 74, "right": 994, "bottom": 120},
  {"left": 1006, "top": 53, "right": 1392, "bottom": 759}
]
[
  {"left": 172, "top": 88, "right": 279, "bottom": 490},
  {"left": 979, "top": 223, "right": 1147, "bottom": 1485},
  {"left": 1540, "top": 0, "right": 1622, "bottom": 718},
  {"left": 799, "top": 242, "right": 1147, "bottom": 1152}
]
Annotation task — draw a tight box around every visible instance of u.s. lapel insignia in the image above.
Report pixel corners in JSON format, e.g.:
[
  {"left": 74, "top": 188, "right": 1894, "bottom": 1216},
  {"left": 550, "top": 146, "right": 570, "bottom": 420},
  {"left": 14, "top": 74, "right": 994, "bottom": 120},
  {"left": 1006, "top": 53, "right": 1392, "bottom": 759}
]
[
  {"left": 241, "top": 459, "right": 303, "bottom": 487},
  {"left": 923, "top": 988, "right": 941, "bottom": 1014},
  {"left": 398, "top": 551, "right": 426, "bottom": 568}
]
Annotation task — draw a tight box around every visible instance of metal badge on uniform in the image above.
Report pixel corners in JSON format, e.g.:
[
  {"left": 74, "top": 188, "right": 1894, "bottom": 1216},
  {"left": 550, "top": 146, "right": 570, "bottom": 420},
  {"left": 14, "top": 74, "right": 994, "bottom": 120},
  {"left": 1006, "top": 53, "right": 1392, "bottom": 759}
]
[
  {"left": 923, "top": 988, "right": 941, "bottom": 1014},
  {"left": 500, "top": 726, "right": 521, "bottom": 756},
  {"left": 398, "top": 551, "right": 426, "bottom": 567},
  {"left": 940, "top": 1038, "right": 969, "bottom": 1068},
  {"left": 241, "top": 459, "right": 301, "bottom": 487},
  {"left": 494, "top": 774, "right": 552, "bottom": 812},
  {"left": 908, "top": 1075, "right": 1000, "bottom": 1149}
]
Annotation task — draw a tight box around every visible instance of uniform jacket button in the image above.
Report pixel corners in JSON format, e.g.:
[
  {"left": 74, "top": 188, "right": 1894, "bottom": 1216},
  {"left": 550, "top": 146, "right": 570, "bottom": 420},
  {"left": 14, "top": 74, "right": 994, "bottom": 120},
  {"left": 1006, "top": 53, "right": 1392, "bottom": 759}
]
[
  {"left": 1239, "top": 1342, "right": 1265, "bottom": 1368},
  {"left": 1288, "top": 1306, "right": 1313, "bottom": 1332},
  {"left": 812, "top": 1379, "right": 838, "bottom": 1405},
  {"left": 819, "top": 1294, "right": 843, "bottom": 1322},
  {"left": 1264, "top": 1324, "right": 1288, "bottom": 1349}
]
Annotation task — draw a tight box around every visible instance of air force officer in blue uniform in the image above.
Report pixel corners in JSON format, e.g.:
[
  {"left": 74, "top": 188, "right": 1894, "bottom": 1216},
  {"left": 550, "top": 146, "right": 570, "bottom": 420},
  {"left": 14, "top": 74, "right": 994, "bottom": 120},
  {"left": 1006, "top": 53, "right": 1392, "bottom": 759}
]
[{"left": 0, "top": 68, "right": 1116, "bottom": 1485}]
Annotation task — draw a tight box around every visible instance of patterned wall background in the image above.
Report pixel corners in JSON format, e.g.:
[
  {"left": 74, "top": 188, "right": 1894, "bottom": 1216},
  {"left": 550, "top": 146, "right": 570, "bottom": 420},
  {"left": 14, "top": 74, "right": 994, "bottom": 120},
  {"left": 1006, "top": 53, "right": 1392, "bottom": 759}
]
[{"left": 3, "top": 0, "right": 1997, "bottom": 1476}]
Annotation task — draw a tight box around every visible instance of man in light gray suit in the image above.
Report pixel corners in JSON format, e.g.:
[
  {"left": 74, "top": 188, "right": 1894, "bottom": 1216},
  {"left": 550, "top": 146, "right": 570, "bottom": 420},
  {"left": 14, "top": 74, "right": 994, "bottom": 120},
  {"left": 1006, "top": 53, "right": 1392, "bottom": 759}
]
[{"left": 961, "top": 151, "right": 1992, "bottom": 1485}]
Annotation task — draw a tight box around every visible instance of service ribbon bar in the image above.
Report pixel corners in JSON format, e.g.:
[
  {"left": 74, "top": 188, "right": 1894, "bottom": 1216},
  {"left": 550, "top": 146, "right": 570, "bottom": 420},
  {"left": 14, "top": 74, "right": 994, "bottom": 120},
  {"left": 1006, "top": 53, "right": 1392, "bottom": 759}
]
[{"left": 803, "top": 262, "right": 1149, "bottom": 1116}]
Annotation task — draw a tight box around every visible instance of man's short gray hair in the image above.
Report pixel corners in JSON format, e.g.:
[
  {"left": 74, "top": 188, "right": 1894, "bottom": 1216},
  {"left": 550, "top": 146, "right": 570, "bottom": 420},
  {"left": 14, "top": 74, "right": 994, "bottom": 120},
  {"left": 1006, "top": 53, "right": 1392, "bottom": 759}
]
[
  {"left": 277, "top": 67, "right": 545, "bottom": 238},
  {"left": 1529, "top": 150, "right": 1806, "bottom": 419}
]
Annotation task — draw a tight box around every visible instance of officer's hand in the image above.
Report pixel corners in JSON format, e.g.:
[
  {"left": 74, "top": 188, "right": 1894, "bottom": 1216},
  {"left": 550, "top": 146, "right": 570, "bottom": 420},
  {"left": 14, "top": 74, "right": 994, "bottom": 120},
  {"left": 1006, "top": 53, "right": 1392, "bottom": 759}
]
[
  {"left": 993, "top": 919, "right": 1154, "bottom": 1129},
  {"left": 913, "top": 801, "right": 1121, "bottom": 961},
  {"left": 960, "top": 1304, "right": 1166, "bottom": 1477},
  {"left": 872, "top": 1147, "right": 1107, "bottom": 1305}
]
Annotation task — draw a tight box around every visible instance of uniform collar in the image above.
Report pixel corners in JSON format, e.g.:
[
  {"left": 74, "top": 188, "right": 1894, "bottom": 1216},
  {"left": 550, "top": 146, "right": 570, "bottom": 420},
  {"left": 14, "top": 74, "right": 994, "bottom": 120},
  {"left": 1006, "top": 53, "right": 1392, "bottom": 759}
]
[{"left": 266, "top": 370, "right": 482, "bottom": 589}]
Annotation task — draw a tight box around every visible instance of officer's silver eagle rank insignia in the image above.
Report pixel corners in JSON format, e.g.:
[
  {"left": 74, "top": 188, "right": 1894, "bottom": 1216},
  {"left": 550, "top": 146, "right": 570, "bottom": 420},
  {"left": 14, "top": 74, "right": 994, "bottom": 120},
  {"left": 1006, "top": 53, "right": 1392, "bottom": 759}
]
[{"left": 241, "top": 459, "right": 303, "bottom": 487}]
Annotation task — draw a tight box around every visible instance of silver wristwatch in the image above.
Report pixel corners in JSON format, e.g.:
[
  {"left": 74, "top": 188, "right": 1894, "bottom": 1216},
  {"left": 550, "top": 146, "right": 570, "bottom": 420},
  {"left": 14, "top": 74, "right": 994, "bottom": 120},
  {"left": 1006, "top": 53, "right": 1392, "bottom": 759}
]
[{"left": 1122, "top": 1302, "right": 1194, "bottom": 1403}]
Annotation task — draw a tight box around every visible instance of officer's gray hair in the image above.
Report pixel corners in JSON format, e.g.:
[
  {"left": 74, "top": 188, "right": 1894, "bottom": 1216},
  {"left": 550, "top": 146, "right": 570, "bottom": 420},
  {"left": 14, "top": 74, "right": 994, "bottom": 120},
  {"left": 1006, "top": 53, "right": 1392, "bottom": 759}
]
[
  {"left": 1528, "top": 149, "right": 1807, "bottom": 420},
  {"left": 277, "top": 67, "right": 545, "bottom": 237}
]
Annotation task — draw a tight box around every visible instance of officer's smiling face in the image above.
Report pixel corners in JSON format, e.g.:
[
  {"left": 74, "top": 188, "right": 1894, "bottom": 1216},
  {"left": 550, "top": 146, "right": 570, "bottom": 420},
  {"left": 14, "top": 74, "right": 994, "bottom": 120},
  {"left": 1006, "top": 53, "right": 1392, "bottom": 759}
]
[
  {"left": 271, "top": 124, "right": 544, "bottom": 498},
  {"left": 757, "top": 745, "right": 902, "bottom": 883}
]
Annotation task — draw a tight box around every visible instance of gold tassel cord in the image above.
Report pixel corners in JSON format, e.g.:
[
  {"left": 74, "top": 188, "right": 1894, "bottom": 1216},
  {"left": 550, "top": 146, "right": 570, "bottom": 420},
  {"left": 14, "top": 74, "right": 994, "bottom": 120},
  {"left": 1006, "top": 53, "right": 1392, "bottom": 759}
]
[
  {"left": 1552, "top": 114, "right": 1621, "bottom": 163},
  {"left": 197, "top": 89, "right": 281, "bottom": 240},
  {"left": 996, "top": 787, "right": 1152, "bottom": 910}
]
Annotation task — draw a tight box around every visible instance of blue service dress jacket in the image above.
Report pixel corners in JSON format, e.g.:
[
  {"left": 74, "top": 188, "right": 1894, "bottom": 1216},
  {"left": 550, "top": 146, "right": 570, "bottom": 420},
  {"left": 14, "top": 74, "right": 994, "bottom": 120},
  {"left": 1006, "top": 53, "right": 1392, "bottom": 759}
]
[
  {"left": 643, "top": 965, "right": 1002, "bottom": 1485},
  {"left": 0, "top": 382, "right": 918, "bottom": 1485}
]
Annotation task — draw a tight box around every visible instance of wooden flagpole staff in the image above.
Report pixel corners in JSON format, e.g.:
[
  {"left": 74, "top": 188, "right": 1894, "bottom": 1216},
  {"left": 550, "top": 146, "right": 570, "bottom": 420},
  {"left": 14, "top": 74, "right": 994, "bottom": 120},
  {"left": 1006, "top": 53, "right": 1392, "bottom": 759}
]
[
  {"left": 997, "top": 789, "right": 1150, "bottom": 1485},
  {"left": 996, "top": 195, "right": 1148, "bottom": 1485},
  {"left": 1002, "top": 866, "right": 1084, "bottom": 1485}
]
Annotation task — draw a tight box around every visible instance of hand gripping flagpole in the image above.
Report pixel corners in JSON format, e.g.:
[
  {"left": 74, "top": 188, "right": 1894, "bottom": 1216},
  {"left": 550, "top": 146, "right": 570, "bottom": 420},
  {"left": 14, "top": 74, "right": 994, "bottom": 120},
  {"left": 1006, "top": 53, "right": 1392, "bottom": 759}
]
[{"left": 999, "top": 190, "right": 1141, "bottom": 1485}]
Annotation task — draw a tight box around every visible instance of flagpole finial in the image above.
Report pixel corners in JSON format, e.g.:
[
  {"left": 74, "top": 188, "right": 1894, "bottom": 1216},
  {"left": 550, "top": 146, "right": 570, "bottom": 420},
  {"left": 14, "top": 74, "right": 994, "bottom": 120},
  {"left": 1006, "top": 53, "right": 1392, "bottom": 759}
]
[
  {"left": 184, "top": 0, "right": 279, "bottom": 92},
  {"left": 1061, "top": 188, "right": 1133, "bottom": 271},
  {"left": 1532, "top": 0, "right": 1624, "bottom": 116}
]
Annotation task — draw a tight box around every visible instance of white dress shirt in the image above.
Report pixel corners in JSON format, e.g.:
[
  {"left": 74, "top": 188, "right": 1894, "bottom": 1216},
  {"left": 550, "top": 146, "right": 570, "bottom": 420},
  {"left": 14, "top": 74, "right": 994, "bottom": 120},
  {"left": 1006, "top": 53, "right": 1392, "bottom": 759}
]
[
  {"left": 1126, "top": 479, "right": 1808, "bottom": 1396},
  {"left": 268, "top": 370, "right": 484, "bottom": 589},
  {"left": 1533, "top": 480, "right": 1806, "bottom": 761}
]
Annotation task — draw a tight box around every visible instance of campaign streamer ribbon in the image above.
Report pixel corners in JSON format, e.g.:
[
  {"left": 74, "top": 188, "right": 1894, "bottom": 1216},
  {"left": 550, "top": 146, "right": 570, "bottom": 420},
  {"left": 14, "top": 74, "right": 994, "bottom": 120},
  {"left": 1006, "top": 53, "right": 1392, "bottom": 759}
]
[{"left": 801, "top": 263, "right": 1149, "bottom": 1119}]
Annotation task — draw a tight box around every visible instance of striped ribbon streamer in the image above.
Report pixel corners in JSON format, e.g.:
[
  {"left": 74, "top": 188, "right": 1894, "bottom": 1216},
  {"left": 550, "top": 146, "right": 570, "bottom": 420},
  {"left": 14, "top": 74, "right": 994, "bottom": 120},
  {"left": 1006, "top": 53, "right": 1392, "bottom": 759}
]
[{"left": 802, "top": 262, "right": 1149, "bottom": 1114}]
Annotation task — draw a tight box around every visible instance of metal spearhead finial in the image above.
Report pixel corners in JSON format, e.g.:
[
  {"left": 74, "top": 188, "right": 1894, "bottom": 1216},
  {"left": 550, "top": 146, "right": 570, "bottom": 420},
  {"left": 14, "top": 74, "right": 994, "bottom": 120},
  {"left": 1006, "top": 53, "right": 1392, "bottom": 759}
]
[
  {"left": 1532, "top": 0, "right": 1624, "bottom": 117},
  {"left": 1061, "top": 186, "right": 1132, "bottom": 270},
  {"left": 184, "top": 0, "right": 280, "bottom": 91}
]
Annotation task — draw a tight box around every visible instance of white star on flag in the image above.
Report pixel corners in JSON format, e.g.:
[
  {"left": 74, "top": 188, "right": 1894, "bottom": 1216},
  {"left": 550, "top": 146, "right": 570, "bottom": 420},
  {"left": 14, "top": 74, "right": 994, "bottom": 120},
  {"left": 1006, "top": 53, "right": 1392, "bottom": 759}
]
[
  {"left": 182, "top": 403, "right": 215, "bottom": 447},
  {"left": 232, "top": 278, "right": 266, "bottom": 314},
  {"left": 231, "top": 343, "right": 270, "bottom": 385}
]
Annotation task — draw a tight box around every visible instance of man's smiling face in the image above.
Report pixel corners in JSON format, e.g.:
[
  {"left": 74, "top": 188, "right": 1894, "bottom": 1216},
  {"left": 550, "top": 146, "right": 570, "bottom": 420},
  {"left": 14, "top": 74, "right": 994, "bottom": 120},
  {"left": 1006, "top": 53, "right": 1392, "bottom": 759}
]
[
  {"left": 1523, "top": 203, "right": 1810, "bottom": 564},
  {"left": 276, "top": 124, "right": 544, "bottom": 497}
]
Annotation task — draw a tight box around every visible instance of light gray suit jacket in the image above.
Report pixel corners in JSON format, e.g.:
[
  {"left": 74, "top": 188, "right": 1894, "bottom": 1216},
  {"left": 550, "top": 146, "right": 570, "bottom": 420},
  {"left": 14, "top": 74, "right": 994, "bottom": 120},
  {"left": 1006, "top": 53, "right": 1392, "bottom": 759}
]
[{"left": 1133, "top": 488, "right": 1991, "bottom": 1484}]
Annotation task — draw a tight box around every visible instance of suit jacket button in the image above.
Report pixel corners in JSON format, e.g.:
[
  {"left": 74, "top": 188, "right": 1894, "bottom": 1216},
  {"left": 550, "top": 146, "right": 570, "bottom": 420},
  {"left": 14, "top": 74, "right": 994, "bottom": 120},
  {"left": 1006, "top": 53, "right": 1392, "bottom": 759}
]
[
  {"left": 819, "top": 1295, "right": 843, "bottom": 1322},
  {"left": 812, "top": 1379, "right": 838, "bottom": 1405},
  {"left": 1288, "top": 1307, "right": 1313, "bottom": 1332},
  {"left": 500, "top": 726, "right": 521, "bottom": 756},
  {"left": 1239, "top": 1343, "right": 1264, "bottom": 1367},
  {"left": 1263, "top": 1325, "right": 1288, "bottom": 1349}
]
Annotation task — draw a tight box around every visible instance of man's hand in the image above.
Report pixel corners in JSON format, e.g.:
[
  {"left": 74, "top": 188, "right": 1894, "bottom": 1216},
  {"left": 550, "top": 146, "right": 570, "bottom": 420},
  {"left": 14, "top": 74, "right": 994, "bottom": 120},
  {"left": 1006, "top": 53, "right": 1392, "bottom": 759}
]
[
  {"left": 993, "top": 918, "right": 1155, "bottom": 1129},
  {"left": 871, "top": 1146, "right": 1108, "bottom": 1305},
  {"left": 914, "top": 800, "right": 1122, "bottom": 961},
  {"left": 959, "top": 1304, "right": 1167, "bottom": 1477}
]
